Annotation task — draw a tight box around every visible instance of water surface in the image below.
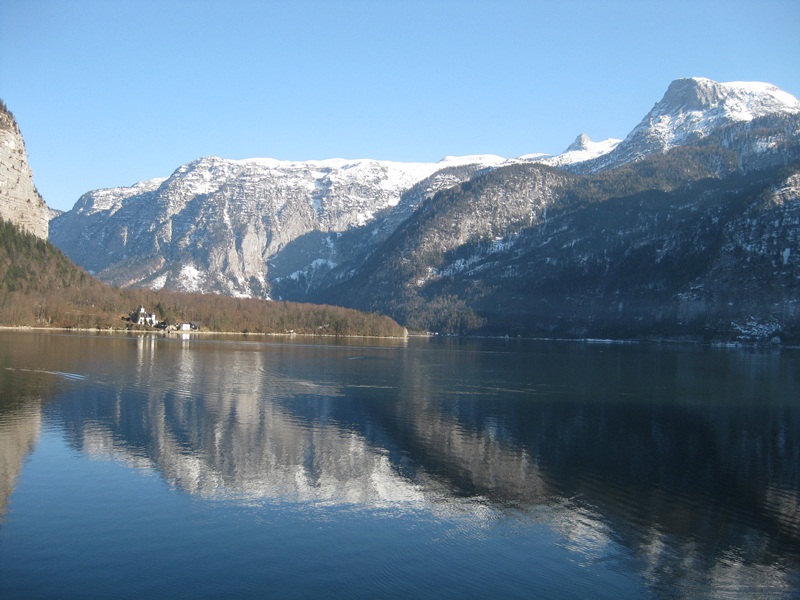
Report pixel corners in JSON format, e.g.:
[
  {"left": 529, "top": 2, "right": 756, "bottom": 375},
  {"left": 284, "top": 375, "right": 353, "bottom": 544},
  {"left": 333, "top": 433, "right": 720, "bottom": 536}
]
[{"left": 1, "top": 331, "right": 798, "bottom": 598}]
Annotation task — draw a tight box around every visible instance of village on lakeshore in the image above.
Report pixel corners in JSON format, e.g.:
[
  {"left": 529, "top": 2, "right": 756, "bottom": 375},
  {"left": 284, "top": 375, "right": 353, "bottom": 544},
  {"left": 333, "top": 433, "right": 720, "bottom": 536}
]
[{"left": 126, "top": 305, "right": 197, "bottom": 332}]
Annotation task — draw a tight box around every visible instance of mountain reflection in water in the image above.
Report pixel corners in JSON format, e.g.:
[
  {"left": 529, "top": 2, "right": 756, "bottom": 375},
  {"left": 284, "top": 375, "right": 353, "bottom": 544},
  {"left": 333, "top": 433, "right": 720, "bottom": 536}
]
[{"left": 1, "top": 331, "right": 799, "bottom": 598}]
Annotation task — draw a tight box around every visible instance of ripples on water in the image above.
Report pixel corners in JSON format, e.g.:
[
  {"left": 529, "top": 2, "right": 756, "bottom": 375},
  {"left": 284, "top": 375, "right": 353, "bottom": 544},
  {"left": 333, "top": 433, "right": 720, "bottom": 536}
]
[{"left": 0, "top": 331, "right": 799, "bottom": 598}]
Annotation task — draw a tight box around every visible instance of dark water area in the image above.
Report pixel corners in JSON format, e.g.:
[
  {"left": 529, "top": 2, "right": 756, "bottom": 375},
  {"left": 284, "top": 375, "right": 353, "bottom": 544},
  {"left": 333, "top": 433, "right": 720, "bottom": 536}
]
[{"left": 0, "top": 330, "right": 798, "bottom": 598}]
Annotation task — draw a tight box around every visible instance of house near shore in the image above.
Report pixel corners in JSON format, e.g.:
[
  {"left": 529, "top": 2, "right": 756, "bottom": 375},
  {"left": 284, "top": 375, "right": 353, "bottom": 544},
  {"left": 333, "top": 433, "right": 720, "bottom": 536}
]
[{"left": 130, "top": 305, "right": 159, "bottom": 327}]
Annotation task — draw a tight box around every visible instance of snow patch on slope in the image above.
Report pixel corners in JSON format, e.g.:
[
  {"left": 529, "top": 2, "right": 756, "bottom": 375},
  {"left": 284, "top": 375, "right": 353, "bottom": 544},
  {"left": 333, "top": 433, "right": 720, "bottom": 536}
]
[{"left": 179, "top": 264, "right": 204, "bottom": 293}]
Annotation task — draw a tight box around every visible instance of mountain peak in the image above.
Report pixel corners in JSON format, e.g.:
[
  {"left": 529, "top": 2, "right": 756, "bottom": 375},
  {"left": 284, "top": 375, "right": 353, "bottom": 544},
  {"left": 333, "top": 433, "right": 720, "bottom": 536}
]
[
  {"left": 577, "top": 77, "right": 800, "bottom": 173},
  {"left": 565, "top": 133, "right": 593, "bottom": 152},
  {"left": 654, "top": 77, "right": 800, "bottom": 121},
  {"left": 658, "top": 77, "right": 725, "bottom": 113}
]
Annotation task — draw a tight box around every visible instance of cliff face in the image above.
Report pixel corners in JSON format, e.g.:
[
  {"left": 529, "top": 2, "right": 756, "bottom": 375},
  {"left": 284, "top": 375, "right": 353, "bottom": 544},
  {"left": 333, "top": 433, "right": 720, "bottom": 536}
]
[
  {"left": 49, "top": 155, "right": 505, "bottom": 297},
  {"left": 0, "top": 101, "right": 49, "bottom": 239}
]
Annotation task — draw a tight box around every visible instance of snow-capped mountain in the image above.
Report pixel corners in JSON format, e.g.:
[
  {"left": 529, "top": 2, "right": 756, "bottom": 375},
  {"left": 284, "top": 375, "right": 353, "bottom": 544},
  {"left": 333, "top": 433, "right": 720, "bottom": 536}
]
[
  {"left": 49, "top": 77, "right": 800, "bottom": 341},
  {"left": 50, "top": 154, "right": 509, "bottom": 296},
  {"left": 529, "top": 133, "right": 621, "bottom": 169},
  {"left": 580, "top": 77, "right": 800, "bottom": 173}
]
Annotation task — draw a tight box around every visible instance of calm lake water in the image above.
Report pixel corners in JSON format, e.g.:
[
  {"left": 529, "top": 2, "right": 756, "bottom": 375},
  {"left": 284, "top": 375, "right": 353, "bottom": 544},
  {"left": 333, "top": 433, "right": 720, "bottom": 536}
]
[{"left": 0, "top": 330, "right": 798, "bottom": 599}]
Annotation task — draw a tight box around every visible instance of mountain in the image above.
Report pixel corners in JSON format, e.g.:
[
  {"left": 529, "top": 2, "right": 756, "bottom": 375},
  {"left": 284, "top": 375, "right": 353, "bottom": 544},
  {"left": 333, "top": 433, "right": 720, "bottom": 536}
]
[
  {"left": 49, "top": 78, "right": 800, "bottom": 341},
  {"left": 577, "top": 77, "right": 800, "bottom": 173},
  {"left": 532, "top": 133, "right": 621, "bottom": 169},
  {"left": 323, "top": 153, "right": 800, "bottom": 340},
  {"left": 50, "top": 154, "right": 509, "bottom": 297},
  {"left": 0, "top": 99, "right": 50, "bottom": 239},
  {"left": 0, "top": 99, "right": 406, "bottom": 336}
]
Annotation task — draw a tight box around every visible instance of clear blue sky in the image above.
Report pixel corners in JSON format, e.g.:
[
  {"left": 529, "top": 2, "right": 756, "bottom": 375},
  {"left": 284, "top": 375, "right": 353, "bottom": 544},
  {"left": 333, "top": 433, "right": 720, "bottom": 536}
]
[{"left": 2, "top": 0, "right": 799, "bottom": 212}]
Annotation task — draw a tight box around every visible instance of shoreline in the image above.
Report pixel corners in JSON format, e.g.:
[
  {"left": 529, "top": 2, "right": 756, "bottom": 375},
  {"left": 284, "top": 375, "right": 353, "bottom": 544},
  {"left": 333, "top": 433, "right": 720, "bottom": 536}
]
[
  {"left": 0, "top": 324, "right": 410, "bottom": 341},
  {"left": 1, "top": 325, "right": 795, "bottom": 349}
]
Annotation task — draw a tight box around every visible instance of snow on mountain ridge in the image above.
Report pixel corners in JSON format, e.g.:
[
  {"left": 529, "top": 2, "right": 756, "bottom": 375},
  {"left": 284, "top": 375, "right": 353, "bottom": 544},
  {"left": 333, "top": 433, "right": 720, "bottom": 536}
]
[
  {"left": 658, "top": 77, "right": 800, "bottom": 119},
  {"left": 74, "top": 177, "right": 167, "bottom": 216},
  {"left": 531, "top": 134, "right": 622, "bottom": 168},
  {"left": 49, "top": 77, "right": 800, "bottom": 301},
  {"left": 174, "top": 154, "right": 503, "bottom": 197},
  {"left": 577, "top": 77, "right": 800, "bottom": 173},
  {"left": 70, "top": 154, "right": 516, "bottom": 222},
  {"left": 640, "top": 77, "right": 800, "bottom": 150},
  {"left": 62, "top": 77, "right": 800, "bottom": 219},
  {"left": 52, "top": 151, "right": 527, "bottom": 297}
]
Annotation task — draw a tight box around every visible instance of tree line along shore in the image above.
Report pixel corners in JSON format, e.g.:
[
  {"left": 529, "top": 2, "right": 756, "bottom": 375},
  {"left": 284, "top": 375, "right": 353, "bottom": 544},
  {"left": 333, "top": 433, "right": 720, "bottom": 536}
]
[{"left": 0, "top": 219, "right": 407, "bottom": 338}]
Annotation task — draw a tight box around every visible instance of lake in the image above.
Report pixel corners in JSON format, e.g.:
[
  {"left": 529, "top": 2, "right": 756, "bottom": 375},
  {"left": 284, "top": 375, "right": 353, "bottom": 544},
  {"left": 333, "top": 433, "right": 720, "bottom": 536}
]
[{"left": 0, "top": 330, "right": 798, "bottom": 598}]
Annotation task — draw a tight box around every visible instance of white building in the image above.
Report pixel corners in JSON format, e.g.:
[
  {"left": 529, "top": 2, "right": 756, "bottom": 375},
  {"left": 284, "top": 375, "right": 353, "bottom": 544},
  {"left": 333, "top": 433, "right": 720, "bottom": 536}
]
[{"left": 131, "top": 305, "right": 159, "bottom": 327}]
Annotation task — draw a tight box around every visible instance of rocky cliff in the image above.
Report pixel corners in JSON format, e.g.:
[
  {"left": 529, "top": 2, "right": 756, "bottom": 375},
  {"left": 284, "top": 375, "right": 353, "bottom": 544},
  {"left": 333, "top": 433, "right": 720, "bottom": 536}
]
[
  {"left": 0, "top": 100, "right": 49, "bottom": 239},
  {"left": 50, "top": 154, "right": 508, "bottom": 296}
]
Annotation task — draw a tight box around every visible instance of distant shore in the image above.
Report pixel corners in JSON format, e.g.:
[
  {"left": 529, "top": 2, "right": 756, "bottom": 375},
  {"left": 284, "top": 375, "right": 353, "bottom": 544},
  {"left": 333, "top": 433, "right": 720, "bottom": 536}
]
[
  {"left": 0, "top": 324, "right": 411, "bottom": 341},
  {"left": 3, "top": 324, "right": 797, "bottom": 349}
]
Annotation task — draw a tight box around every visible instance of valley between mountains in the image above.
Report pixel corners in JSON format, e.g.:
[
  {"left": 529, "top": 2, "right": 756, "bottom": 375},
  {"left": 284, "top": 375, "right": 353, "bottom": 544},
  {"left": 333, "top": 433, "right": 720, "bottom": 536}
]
[{"left": 47, "top": 77, "right": 800, "bottom": 342}]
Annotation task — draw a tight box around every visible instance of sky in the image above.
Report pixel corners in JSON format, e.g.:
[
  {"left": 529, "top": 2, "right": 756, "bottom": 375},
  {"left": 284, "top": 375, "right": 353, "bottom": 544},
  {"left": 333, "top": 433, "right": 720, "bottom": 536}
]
[{"left": 1, "top": 0, "right": 799, "bottom": 212}]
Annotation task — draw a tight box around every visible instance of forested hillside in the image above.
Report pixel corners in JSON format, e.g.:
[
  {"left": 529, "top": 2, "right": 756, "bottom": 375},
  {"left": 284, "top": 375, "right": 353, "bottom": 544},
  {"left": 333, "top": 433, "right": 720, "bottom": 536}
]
[
  {"left": 315, "top": 149, "right": 800, "bottom": 343},
  {"left": 0, "top": 219, "right": 406, "bottom": 337}
]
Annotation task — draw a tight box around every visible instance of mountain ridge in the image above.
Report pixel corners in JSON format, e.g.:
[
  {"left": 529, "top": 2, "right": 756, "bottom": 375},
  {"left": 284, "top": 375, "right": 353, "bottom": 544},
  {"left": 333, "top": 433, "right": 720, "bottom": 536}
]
[
  {"left": 578, "top": 77, "right": 800, "bottom": 173},
  {"left": 48, "top": 77, "right": 800, "bottom": 341}
]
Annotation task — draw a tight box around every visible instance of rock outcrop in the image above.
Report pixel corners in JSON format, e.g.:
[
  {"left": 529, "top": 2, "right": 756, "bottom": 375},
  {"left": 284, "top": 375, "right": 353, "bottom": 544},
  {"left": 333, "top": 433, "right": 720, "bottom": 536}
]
[{"left": 0, "top": 100, "right": 49, "bottom": 239}]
